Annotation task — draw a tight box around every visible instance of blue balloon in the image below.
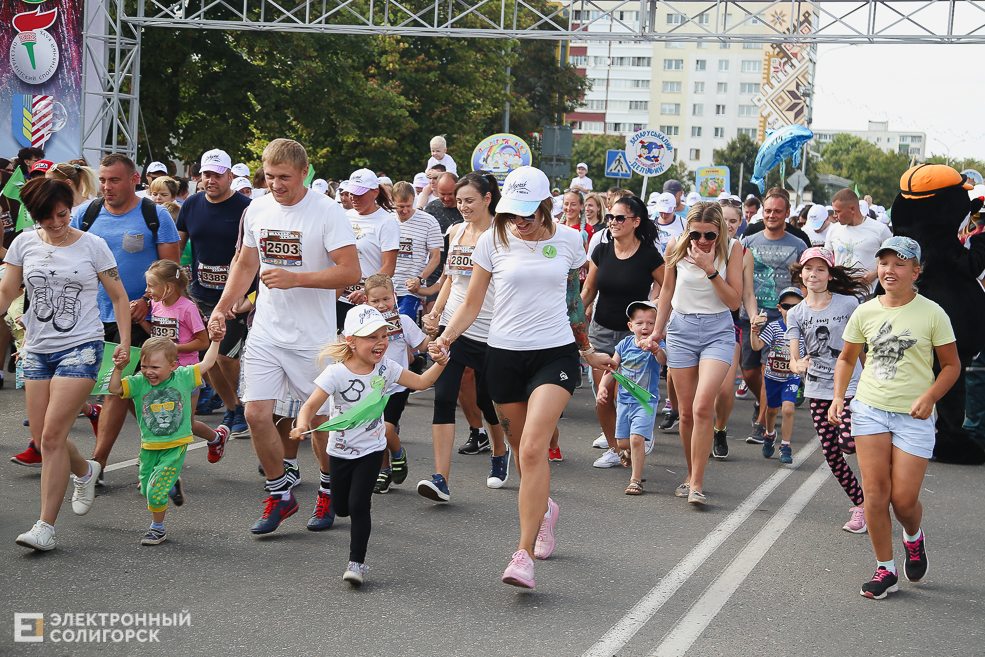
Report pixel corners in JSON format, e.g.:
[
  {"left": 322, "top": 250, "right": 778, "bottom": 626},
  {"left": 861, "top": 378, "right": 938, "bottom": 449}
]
[{"left": 750, "top": 124, "right": 814, "bottom": 193}]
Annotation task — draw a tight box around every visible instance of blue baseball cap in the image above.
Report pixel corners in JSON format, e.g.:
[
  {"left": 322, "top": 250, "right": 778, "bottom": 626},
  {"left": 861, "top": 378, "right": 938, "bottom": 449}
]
[
  {"left": 876, "top": 236, "right": 921, "bottom": 262},
  {"left": 777, "top": 286, "right": 804, "bottom": 301}
]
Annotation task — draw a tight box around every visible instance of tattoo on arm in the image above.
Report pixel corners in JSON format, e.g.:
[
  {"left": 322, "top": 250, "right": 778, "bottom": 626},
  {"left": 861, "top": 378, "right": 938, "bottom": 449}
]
[
  {"left": 103, "top": 267, "right": 120, "bottom": 281},
  {"left": 566, "top": 268, "right": 589, "bottom": 348}
]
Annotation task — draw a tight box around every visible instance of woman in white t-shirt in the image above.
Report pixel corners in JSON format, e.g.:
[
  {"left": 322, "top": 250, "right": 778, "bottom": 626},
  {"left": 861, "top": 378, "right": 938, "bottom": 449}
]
[
  {"left": 437, "top": 167, "right": 615, "bottom": 590},
  {"left": 650, "top": 202, "right": 743, "bottom": 507},
  {"left": 2, "top": 179, "right": 131, "bottom": 552},
  {"left": 338, "top": 168, "right": 400, "bottom": 331}
]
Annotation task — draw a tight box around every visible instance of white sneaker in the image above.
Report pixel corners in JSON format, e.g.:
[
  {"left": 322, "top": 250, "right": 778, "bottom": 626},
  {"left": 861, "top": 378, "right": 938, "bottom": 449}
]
[
  {"left": 734, "top": 380, "right": 749, "bottom": 399},
  {"left": 71, "top": 460, "right": 101, "bottom": 516},
  {"left": 644, "top": 438, "right": 654, "bottom": 455},
  {"left": 16, "top": 521, "right": 55, "bottom": 551},
  {"left": 593, "top": 448, "right": 622, "bottom": 468},
  {"left": 592, "top": 434, "right": 608, "bottom": 449}
]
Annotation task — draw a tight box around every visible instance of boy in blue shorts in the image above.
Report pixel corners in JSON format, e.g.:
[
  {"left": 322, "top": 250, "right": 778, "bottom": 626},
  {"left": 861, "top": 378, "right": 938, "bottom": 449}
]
[
  {"left": 597, "top": 301, "right": 666, "bottom": 495},
  {"left": 750, "top": 287, "right": 804, "bottom": 464}
]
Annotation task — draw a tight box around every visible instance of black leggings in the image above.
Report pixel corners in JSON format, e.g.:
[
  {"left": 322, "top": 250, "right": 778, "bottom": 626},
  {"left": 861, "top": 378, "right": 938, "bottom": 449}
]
[
  {"left": 808, "top": 397, "right": 864, "bottom": 507},
  {"left": 432, "top": 331, "right": 499, "bottom": 427},
  {"left": 328, "top": 450, "right": 385, "bottom": 563}
]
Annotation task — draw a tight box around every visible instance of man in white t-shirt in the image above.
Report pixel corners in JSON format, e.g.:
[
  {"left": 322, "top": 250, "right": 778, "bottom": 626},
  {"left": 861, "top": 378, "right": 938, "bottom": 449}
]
[
  {"left": 654, "top": 192, "right": 684, "bottom": 254},
  {"left": 825, "top": 188, "right": 892, "bottom": 295},
  {"left": 392, "top": 183, "right": 442, "bottom": 318},
  {"left": 427, "top": 135, "right": 458, "bottom": 175},
  {"left": 210, "top": 138, "right": 360, "bottom": 535},
  {"left": 803, "top": 203, "right": 832, "bottom": 247},
  {"left": 569, "top": 163, "right": 593, "bottom": 194}
]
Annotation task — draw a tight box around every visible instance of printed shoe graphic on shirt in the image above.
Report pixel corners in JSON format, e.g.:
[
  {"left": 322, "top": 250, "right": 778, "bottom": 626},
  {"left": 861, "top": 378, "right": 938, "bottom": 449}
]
[
  {"left": 28, "top": 272, "right": 56, "bottom": 322},
  {"left": 52, "top": 281, "right": 83, "bottom": 333}
]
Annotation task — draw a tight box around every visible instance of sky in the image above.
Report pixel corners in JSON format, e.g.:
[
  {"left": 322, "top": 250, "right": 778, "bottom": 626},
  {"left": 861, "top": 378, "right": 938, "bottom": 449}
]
[{"left": 811, "top": 43, "right": 984, "bottom": 163}]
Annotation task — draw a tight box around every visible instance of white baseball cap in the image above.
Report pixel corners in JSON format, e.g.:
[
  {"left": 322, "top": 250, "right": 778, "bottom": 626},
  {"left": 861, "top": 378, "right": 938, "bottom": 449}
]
[
  {"left": 858, "top": 199, "right": 870, "bottom": 218},
  {"left": 806, "top": 203, "right": 828, "bottom": 230},
  {"left": 378, "top": 176, "right": 393, "bottom": 186},
  {"left": 348, "top": 169, "right": 379, "bottom": 195},
  {"left": 686, "top": 191, "right": 702, "bottom": 206},
  {"left": 577, "top": 162, "right": 588, "bottom": 170},
  {"left": 338, "top": 180, "right": 349, "bottom": 193},
  {"left": 343, "top": 304, "right": 395, "bottom": 338},
  {"left": 717, "top": 191, "right": 732, "bottom": 200},
  {"left": 413, "top": 172, "right": 429, "bottom": 188},
  {"left": 648, "top": 191, "right": 660, "bottom": 203},
  {"left": 655, "top": 192, "right": 677, "bottom": 214},
  {"left": 231, "top": 163, "right": 250, "bottom": 178},
  {"left": 231, "top": 177, "right": 252, "bottom": 192},
  {"left": 147, "top": 161, "right": 168, "bottom": 174},
  {"left": 312, "top": 178, "right": 329, "bottom": 194},
  {"left": 200, "top": 149, "right": 231, "bottom": 174},
  {"left": 497, "top": 166, "right": 551, "bottom": 216}
]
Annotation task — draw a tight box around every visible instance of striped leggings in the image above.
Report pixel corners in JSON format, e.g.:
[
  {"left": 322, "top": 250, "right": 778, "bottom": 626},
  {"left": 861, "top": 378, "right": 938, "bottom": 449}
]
[{"left": 808, "top": 397, "right": 864, "bottom": 507}]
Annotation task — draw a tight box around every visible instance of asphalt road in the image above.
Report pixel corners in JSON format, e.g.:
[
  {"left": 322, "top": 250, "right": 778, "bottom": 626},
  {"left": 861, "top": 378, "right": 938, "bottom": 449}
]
[{"left": 1, "top": 379, "right": 982, "bottom": 656}]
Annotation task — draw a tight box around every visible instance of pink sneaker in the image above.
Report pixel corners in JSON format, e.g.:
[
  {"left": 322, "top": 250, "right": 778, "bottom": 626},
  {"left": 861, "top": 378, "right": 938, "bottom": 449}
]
[
  {"left": 534, "top": 497, "right": 559, "bottom": 559},
  {"left": 843, "top": 505, "right": 867, "bottom": 533},
  {"left": 501, "top": 549, "right": 535, "bottom": 589}
]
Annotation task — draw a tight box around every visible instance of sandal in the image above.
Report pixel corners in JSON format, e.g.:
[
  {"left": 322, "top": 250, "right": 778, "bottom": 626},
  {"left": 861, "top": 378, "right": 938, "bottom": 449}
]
[
  {"left": 619, "top": 448, "right": 632, "bottom": 468},
  {"left": 625, "top": 479, "right": 643, "bottom": 495}
]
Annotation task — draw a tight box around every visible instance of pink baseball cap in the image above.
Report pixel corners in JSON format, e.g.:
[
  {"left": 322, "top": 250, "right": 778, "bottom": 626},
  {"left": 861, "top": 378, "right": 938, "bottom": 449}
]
[{"left": 799, "top": 246, "right": 834, "bottom": 268}]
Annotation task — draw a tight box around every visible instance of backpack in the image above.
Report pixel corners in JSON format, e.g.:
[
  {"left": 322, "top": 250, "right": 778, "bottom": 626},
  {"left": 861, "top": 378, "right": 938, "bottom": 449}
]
[{"left": 80, "top": 196, "right": 160, "bottom": 244}]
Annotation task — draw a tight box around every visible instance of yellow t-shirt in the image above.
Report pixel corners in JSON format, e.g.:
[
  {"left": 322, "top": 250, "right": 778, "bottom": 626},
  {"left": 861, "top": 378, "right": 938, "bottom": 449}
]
[{"left": 843, "top": 294, "right": 955, "bottom": 413}]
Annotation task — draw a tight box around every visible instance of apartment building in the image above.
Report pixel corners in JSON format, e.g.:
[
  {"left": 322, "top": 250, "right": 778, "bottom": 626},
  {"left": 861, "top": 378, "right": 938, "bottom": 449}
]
[{"left": 812, "top": 121, "right": 926, "bottom": 161}]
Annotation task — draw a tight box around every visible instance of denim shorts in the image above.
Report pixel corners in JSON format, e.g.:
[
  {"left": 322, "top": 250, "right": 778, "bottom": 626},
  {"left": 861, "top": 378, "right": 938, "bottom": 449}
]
[
  {"left": 616, "top": 401, "right": 658, "bottom": 441},
  {"left": 666, "top": 310, "right": 735, "bottom": 369},
  {"left": 849, "top": 398, "right": 936, "bottom": 459},
  {"left": 765, "top": 376, "right": 801, "bottom": 409},
  {"left": 21, "top": 340, "right": 103, "bottom": 380}
]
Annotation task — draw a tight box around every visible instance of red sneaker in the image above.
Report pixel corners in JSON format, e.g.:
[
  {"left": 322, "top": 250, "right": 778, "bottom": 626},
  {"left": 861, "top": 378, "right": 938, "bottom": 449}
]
[
  {"left": 548, "top": 446, "right": 563, "bottom": 462},
  {"left": 84, "top": 404, "right": 101, "bottom": 437},
  {"left": 11, "top": 442, "right": 42, "bottom": 467},
  {"left": 207, "top": 425, "right": 231, "bottom": 464}
]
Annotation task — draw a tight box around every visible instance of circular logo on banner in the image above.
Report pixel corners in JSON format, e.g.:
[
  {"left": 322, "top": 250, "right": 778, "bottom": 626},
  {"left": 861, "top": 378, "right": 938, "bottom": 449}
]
[
  {"left": 10, "top": 30, "right": 59, "bottom": 84},
  {"left": 542, "top": 245, "right": 557, "bottom": 259},
  {"left": 627, "top": 130, "right": 676, "bottom": 177},
  {"left": 471, "top": 134, "right": 532, "bottom": 187}
]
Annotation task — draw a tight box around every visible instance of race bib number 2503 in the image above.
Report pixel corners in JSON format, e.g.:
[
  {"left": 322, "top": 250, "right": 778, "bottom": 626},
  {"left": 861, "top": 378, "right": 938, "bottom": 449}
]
[{"left": 259, "top": 229, "right": 303, "bottom": 266}]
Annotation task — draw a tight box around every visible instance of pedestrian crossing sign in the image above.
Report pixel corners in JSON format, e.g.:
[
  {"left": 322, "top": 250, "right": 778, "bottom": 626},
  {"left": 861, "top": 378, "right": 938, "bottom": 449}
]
[{"left": 605, "top": 150, "right": 632, "bottom": 179}]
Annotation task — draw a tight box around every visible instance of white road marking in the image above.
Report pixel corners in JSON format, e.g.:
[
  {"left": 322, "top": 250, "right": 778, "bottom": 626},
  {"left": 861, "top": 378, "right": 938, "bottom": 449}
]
[
  {"left": 650, "top": 461, "right": 831, "bottom": 656},
  {"left": 104, "top": 441, "right": 207, "bottom": 473},
  {"left": 581, "top": 441, "right": 820, "bottom": 657}
]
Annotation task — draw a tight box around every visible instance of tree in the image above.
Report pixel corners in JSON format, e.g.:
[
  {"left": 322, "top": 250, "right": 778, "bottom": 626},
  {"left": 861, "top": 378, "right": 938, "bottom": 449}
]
[
  {"left": 817, "top": 134, "right": 912, "bottom": 207},
  {"left": 713, "top": 133, "right": 758, "bottom": 199}
]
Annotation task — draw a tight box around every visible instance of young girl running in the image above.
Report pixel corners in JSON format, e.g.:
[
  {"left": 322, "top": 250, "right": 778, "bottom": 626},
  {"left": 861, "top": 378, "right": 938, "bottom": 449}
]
[
  {"left": 290, "top": 304, "right": 448, "bottom": 586},
  {"left": 829, "top": 237, "right": 960, "bottom": 600},
  {"left": 787, "top": 247, "right": 868, "bottom": 532},
  {"left": 139, "top": 260, "right": 230, "bottom": 471}
]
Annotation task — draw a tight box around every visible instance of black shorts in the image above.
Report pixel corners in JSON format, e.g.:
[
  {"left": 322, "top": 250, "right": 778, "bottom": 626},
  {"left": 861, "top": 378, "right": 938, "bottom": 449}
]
[
  {"left": 194, "top": 298, "right": 249, "bottom": 358},
  {"left": 739, "top": 317, "right": 762, "bottom": 371},
  {"left": 383, "top": 389, "right": 411, "bottom": 425},
  {"left": 337, "top": 299, "right": 354, "bottom": 335},
  {"left": 440, "top": 329, "right": 489, "bottom": 371},
  {"left": 103, "top": 321, "right": 151, "bottom": 348},
  {"left": 484, "top": 343, "right": 580, "bottom": 404}
]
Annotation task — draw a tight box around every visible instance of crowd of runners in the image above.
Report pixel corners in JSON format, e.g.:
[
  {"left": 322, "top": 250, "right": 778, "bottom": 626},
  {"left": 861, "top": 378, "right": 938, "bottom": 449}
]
[{"left": 0, "top": 138, "right": 962, "bottom": 598}]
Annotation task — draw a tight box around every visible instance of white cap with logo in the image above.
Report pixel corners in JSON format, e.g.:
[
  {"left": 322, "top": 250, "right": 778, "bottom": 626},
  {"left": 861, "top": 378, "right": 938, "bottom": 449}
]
[
  {"left": 147, "top": 161, "right": 168, "bottom": 174},
  {"left": 347, "top": 169, "right": 379, "bottom": 195},
  {"left": 686, "top": 191, "right": 702, "bottom": 206},
  {"left": 806, "top": 203, "right": 829, "bottom": 230},
  {"left": 413, "top": 172, "right": 429, "bottom": 188},
  {"left": 231, "top": 177, "right": 252, "bottom": 192},
  {"left": 497, "top": 166, "right": 551, "bottom": 216},
  {"left": 312, "top": 179, "right": 329, "bottom": 194},
  {"left": 343, "top": 304, "right": 395, "bottom": 338},
  {"left": 231, "top": 163, "right": 250, "bottom": 178},
  {"left": 200, "top": 149, "right": 231, "bottom": 174},
  {"left": 655, "top": 192, "right": 677, "bottom": 214}
]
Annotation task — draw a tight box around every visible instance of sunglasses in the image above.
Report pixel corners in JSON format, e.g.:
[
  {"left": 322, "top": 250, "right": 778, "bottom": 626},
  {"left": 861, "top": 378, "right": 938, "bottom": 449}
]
[
  {"left": 718, "top": 198, "right": 742, "bottom": 208},
  {"left": 778, "top": 302, "right": 799, "bottom": 310},
  {"left": 508, "top": 214, "right": 536, "bottom": 224},
  {"left": 605, "top": 214, "right": 636, "bottom": 223},
  {"left": 688, "top": 230, "right": 719, "bottom": 241}
]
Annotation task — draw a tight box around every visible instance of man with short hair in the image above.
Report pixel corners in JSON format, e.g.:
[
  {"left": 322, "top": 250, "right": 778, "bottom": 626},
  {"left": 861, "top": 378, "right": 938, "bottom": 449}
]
[
  {"left": 16, "top": 147, "right": 44, "bottom": 176},
  {"left": 176, "top": 149, "right": 252, "bottom": 437},
  {"left": 803, "top": 204, "right": 833, "bottom": 247},
  {"left": 744, "top": 197, "right": 761, "bottom": 223},
  {"left": 663, "top": 179, "right": 686, "bottom": 217},
  {"left": 416, "top": 164, "right": 446, "bottom": 210},
  {"left": 392, "top": 186, "right": 442, "bottom": 318},
  {"left": 70, "top": 153, "right": 182, "bottom": 477},
  {"left": 825, "top": 188, "right": 892, "bottom": 296},
  {"left": 654, "top": 192, "right": 685, "bottom": 255},
  {"left": 739, "top": 187, "right": 807, "bottom": 444},
  {"left": 210, "top": 138, "right": 360, "bottom": 534}
]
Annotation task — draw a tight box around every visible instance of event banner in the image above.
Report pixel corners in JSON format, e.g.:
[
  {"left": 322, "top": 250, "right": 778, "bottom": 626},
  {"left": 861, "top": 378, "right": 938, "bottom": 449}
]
[
  {"left": 695, "top": 166, "right": 730, "bottom": 199},
  {"left": 1, "top": 0, "right": 84, "bottom": 163},
  {"left": 471, "top": 134, "right": 531, "bottom": 186}
]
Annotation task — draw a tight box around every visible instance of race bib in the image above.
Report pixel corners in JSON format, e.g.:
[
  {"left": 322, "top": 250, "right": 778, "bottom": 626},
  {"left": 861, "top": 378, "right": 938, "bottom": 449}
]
[
  {"left": 342, "top": 282, "right": 365, "bottom": 299},
  {"left": 151, "top": 315, "right": 180, "bottom": 343},
  {"left": 259, "top": 229, "right": 303, "bottom": 266},
  {"left": 398, "top": 237, "right": 413, "bottom": 260},
  {"left": 767, "top": 347, "right": 791, "bottom": 375},
  {"left": 197, "top": 262, "right": 229, "bottom": 289},
  {"left": 382, "top": 310, "right": 404, "bottom": 343},
  {"left": 446, "top": 244, "right": 474, "bottom": 277}
]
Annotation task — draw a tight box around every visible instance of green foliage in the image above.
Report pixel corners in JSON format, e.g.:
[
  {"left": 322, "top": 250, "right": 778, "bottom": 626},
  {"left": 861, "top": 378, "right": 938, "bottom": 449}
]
[
  {"left": 817, "top": 134, "right": 912, "bottom": 206},
  {"left": 925, "top": 155, "right": 985, "bottom": 175},
  {"left": 712, "top": 133, "right": 759, "bottom": 199},
  {"left": 569, "top": 134, "right": 691, "bottom": 198}
]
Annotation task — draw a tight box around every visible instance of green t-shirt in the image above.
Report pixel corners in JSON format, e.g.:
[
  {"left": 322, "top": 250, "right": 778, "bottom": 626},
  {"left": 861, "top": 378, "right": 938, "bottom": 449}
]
[
  {"left": 843, "top": 295, "right": 955, "bottom": 414},
  {"left": 121, "top": 364, "right": 202, "bottom": 449}
]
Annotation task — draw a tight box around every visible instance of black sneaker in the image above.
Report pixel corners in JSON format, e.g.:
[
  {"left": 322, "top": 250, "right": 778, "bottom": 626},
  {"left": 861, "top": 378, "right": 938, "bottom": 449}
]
[
  {"left": 284, "top": 461, "right": 300, "bottom": 489},
  {"left": 795, "top": 380, "right": 806, "bottom": 407},
  {"left": 860, "top": 567, "right": 899, "bottom": 599},
  {"left": 140, "top": 528, "right": 167, "bottom": 546},
  {"left": 751, "top": 401, "right": 761, "bottom": 427},
  {"left": 902, "top": 531, "right": 928, "bottom": 582},
  {"left": 374, "top": 469, "right": 392, "bottom": 494},
  {"left": 712, "top": 429, "right": 729, "bottom": 460},
  {"left": 458, "top": 428, "right": 490, "bottom": 455},
  {"left": 390, "top": 448, "right": 408, "bottom": 485},
  {"left": 659, "top": 410, "right": 680, "bottom": 432},
  {"left": 169, "top": 477, "right": 185, "bottom": 506},
  {"left": 746, "top": 422, "right": 766, "bottom": 444}
]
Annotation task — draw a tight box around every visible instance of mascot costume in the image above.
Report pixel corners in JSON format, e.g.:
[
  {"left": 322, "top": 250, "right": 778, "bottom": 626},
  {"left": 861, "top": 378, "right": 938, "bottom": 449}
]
[{"left": 890, "top": 164, "right": 985, "bottom": 465}]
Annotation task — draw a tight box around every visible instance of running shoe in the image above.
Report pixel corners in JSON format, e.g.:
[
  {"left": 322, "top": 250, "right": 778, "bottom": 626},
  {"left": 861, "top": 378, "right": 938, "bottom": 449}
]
[
  {"left": 458, "top": 428, "right": 490, "bottom": 455},
  {"left": 501, "top": 549, "right": 535, "bottom": 589},
  {"left": 487, "top": 445, "right": 511, "bottom": 489},
  {"left": 374, "top": 469, "right": 392, "bottom": 494},
  {"left": 390, "top": 447, "right": 408, "bottom": 485},
  {"left": 746, "top": 422, "right": 766, "bottom": 444},
  {"left": 84, "top": 403, "right": 101, "bottom": 437},
  {"left": 16, "top": 521, "right": 55, "bottom": 551},
  {"left": 779, "top": 443, "right": 793, "bottom": 464},
  {"left": 659, "top": 410, "right": 680, "bottom": 432},
  {"left": 196, "top": 388, "right": 224, "bottom": 416},
  {"left": 860, "top": 567, "right": 898, "bottom": 600},
  {"left": 751, "top": 402, "right": 761, "bottom": 427},
  {"left": 762, "top": 433, "right": 776, "bottom": 458},
  {"left": 169, "top": 477, "right": 185, "bottom": 506},
  {"left": 285, "top": 461, "right": 300, "bottom": 489},
  {"left": 258, "top": 463, "right": 265, "bottom": 477},
  {"left": 207, "top": 426, "right": 231, "bottom": 463},
  {"left": 902, "top": 531, "right": 928, "bottom": 582},
  {"left": 533, "top": 497, "right": 559, "bottom": 559},
  {"left": 307, "top": 491, "right": 335, "bottom": 531},
  {"left": 843, "top": 506, "right": 867, "bottom": 534},
  {"left": 140, "top": 528, "right": 167, "bottom": 546},
  {"left": 71, "top": 460, "right": 101, "bottom": 516},
  {"left": 548, "top": 446, "right": 563, "bottom": 462},
  {"left": 592, "top": 433, "right": 608, "bottom": 449},
  {"left": 196, "top": 384, "right": 215, "bottom": 414},
  {"left": 712, "top": 429, "right": 729, "bottom": 460},
  {"left": 343, "top": 561, "right": 368, "bottom": 586},
  {"left": 644, "top": 437, "right": 654, "bottom": 455},
  {"left": 221, "top": 408, "right": 235, "bottom": 430},
  {"left": 734, "top": 380, "right": 749, "bottom": 399},
  {"left": 250, "top": 492, "right": 299, "bottom": 534},
  {"left": 795, "top": 381, "right": 806, "bottom": 407},
  {"left": 662, "top": 397, "right": 673, "bottom": 413},
  {"left": 675, "top": 482, "right": 690, "bottom": 498},
  {"left": 417, "top": 473, "right": 450, "bottom": 502},
  {"left": 688, "top": 489, "right": 707, "bottom": 506},
  {"left": 230, "top": 405, "right": 249, "bottom": 438},
  {"left": 593, "top": 448, "right": 622, "bottom": 468},
  {"left": 10, "top": 442, "right": 42, "bottom": 467}
]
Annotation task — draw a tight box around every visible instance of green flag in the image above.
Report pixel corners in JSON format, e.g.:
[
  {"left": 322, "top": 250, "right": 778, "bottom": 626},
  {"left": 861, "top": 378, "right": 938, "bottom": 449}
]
[
  {"left": 306, "top": 375, "right": 389, "bottom": 434},
  {"left": 91, "top": 342, "right": 143, "bottom": 395},
  {"left": 304, "top": 165, "right": 316, "bottom": 188},
  {"left": 610, "top": 370, "right": 657, "bottom": 415},
  {"left": 1, "top": 168, "right": 30, "bottom": 230},
  {"left": 854, "top": 183, "right": 861, "bottom": 197}
]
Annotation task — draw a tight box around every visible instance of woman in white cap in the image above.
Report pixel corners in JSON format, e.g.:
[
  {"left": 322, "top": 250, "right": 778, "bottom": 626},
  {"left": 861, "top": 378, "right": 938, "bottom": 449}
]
[
  {"left": 231, "top": 177, "right": 252, "bottom": 198},
  {"left": 338, "top": 169, "right": 400, "bottom": 332},
  {"left": 437, "top": 166, "right": 615, "bottom": 589}
]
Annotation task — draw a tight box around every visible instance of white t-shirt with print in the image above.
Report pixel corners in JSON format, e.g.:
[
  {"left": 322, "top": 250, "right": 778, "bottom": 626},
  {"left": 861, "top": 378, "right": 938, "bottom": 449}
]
[
  {"left": 242, "top": 190, "right": 356, "bottom": 350},
  {"left": 471, "top": 223, "right": 587, "bottom": 350},
  {"left": 393, "top": 210, "right": 442, "bottom": 298},
  {"left": 824, "top": 218, "right": 892, "bottom": 294},
  {"left": 427, "top": 154, "right": 458, "bottom": 175},
  {"left": 569, "top": 176, "right": 593, "bottom": 192},
  {"left": 314, "top": 357, "right": 403, "bottom": 459},
  {"left": 380, "top": 310, "right": 427, "bottom": 393},
  {"left": 345, "top": 207, "right": 401, "bottom": 292}
]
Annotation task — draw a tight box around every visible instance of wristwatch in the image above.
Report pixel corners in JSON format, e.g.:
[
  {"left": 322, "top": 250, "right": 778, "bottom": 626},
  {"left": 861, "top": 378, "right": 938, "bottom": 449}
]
[{"left": 419, "top": 277, "right": 427, "bottom": 286}]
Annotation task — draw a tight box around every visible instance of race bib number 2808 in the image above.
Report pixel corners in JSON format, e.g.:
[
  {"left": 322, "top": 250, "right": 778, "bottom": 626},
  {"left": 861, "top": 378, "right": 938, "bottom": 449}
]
[{"left": 259, "top": 229, "right": 303, "bottom": 266}]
